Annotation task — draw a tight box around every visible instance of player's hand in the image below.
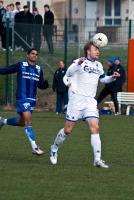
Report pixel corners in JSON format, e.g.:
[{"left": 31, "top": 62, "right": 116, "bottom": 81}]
[
  {"left": 78, "top": 57, "right": 85, "bottom": 65},
  {"left": 112, "top": 72, "right": 120, "bottom": 78}
]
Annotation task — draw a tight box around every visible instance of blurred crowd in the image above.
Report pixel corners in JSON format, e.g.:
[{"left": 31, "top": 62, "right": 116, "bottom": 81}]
[{"left": 0, "top": 1, "right": 54, "bottom": 53}]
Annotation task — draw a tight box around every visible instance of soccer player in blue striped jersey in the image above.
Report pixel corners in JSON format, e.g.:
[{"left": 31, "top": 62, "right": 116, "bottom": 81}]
[{"left": 0, "top": 48, "right": 49, "bottom": 155}]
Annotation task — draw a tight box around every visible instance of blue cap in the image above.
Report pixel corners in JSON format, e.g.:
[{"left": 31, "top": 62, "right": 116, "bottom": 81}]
[
  {"left": 107, "top": 57, "right": 115, "bottom": 65},
  {"left": 114, "top": 56, "right": 120, "bottom": 62}
]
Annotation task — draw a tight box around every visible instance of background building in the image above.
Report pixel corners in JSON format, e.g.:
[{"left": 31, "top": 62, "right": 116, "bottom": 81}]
[
  {"left": 2, "top": 0, "right": 134, "bottom": 43},
  {"left": 3, "top": 0, "right": 134, "bottom": 20}
]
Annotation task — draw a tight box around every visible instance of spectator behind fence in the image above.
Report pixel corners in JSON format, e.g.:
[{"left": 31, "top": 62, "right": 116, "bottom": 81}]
[
  {"left": 13, "top": 1, "right": 23, "bottom": 15},
  {"left": 52, "top": 60, "right": 68, "bottom": 114},
  {"left": 15, "top": 5, "right": 34, "bottom": 51},
  {"left": 33, "top": 7, "right": 43, "bottom": 51},
  {"left": 43, "top": 4, "right": 54, "bottom": 54},
  {"left": 97, "top": 57, "right": 126, "bottom": 115},
  {"left": 2, "top": 4, "right": 15, "bottom": 51},
  {"left": 14, "top": 2, "right": 23, "bottom": 49},
  {"left": 0, "top": 1, "right": 6, "bottom": 50},
  {"left": 10, "top": 3, "right": 14, "bottom": 12}
]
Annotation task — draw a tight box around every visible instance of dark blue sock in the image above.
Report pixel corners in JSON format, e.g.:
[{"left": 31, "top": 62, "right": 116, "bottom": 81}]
[{"left": 7, "top": 117, "right": 20, "bottom": 126}]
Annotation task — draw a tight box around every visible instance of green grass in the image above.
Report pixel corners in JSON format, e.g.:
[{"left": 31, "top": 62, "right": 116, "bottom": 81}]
[{"left": 0, "top": 111, "right": 134, "bottom": 200}]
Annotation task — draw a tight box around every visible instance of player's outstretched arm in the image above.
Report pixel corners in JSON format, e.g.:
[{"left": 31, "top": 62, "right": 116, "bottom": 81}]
[
  {"left": 0, "top": 63, "right": 19, "bottom": 74},
  {"left": 100, "top": 74, "right": 116, "bottom": 84}
]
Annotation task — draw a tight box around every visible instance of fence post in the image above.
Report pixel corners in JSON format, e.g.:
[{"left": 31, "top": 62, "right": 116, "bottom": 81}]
[
  {"left": 5, "top": 14, "right": 9, "bottom": 105},
  {"left": 64, "top": 17, "right": 68, "bottom": 68},
  {"left": 128, "top": 20, "right": 132, "bottom": 39},
  {"left": 11, "top": 17, "right": 15, "bottom": 105}
]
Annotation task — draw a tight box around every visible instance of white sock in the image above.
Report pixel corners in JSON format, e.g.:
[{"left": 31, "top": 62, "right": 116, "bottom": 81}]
[
  {"left": 24, "top": 126, "right": 38, "bottom": 150},
  {"left": 3, "top": 119, "right": 7, "bottom": 125},
  {"left": 91, "top": 134, "right": 101, "bottom": 162},
  {"left": 31, "top": 141, "right": 38, "bottom": 150},
  {"left": 51, "top": 128, "right": 67, "bottom": 152}
]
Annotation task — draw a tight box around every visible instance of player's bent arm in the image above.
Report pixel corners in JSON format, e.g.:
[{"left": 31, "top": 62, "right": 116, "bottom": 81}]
[
  {"left": 37, "top": 69, "right": 49, "bottom": 89},
  {"left": 0, "top": 63, "right": 19, "bottom": 74},
  {"left": 66, "top": 62, "right": 80, "bottom": 77},
  {"left": 63, "top": 75, "right": 71, "bottom": 86},
  {"left": 100, "top": 74, "right": 116, "bottom": 84}
]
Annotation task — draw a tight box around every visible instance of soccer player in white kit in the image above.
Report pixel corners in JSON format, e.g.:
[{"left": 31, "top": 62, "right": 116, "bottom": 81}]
[{"left": 50, "top": 42, "right": 120, "bottom": 168}]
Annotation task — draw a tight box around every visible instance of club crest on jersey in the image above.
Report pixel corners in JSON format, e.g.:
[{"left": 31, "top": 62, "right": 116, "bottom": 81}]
[
  {"left": 36, "top": 65, "right": 41, "bottom": 73},
  {"left": 22, "top": 62, "right": 28, "bottom": 66},
  {"left": 83, "top": 65, "right": 100, "bottom": 74}
]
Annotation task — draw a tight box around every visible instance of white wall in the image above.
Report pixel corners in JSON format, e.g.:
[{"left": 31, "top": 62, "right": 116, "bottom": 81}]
[
  {"left": 86, "top": 1, "right": 97, "bottom": 19},
  {"left": 71, "top": 0, "right": 85, "bottom": 19},
  {"left": 129, "top": 0, "right": 134, "bottom": 19},
  {"left": 121, "top": 0, "right": 129, "bottom": 20}
]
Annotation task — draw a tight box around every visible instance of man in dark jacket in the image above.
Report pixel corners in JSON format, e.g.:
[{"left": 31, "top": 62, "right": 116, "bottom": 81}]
[
  {"left": 15, "top": 5, "right": 34, "bottom": 51},
  {"left": 43, "top": 4, "right": 54, "bottom": 54},
  {"left": 33, "top": 7, "right": 43, "bottom": 51},
  {"left": 52, "top": 60, "right": 68, "bottom": 114},
  {"left": 0, "top": 1, "right": 6, "bottom": 50},
  {"left": 97, "top": 56, "right": 126, "bottom": 115}
]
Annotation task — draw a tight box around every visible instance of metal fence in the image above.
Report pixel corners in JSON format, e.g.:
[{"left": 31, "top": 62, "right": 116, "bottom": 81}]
[
  {"left": 0, "top": 18, "right": 131, "bottom": 49},
  {"left": 0, "top": 18, "right": 131, "bottom": 107}
]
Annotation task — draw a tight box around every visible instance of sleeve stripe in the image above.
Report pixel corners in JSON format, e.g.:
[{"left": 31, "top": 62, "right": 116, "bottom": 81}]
[{"left": 99, "top": 73, "right": 105, "bottom": 79}]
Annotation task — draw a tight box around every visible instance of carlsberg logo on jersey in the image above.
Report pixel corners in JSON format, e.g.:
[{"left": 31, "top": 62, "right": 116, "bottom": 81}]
[{"left": 81, "top": 61, "right": 100, "bottom": 74}]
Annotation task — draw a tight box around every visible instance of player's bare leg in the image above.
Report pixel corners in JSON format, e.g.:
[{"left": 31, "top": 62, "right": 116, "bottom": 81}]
[
  {"left": 0, "top": 112, "right": 44, "bottom": 155},
  {"left": 50, "top": 121, "right": 76, "bottom": 164},
  {"left": 20, "top": 112, "right": 44, "bottom": 155},
  {"left": 87, "top": 118, "right": 109, "bottom": 168}
]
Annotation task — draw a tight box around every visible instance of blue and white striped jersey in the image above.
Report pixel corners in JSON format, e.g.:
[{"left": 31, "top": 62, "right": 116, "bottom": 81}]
[{"left": 0, "top": 61, "right": 48, "bottom": 102}]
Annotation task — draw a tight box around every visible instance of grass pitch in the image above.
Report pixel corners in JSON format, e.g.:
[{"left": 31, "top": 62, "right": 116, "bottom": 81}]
[{"left": 0, "top": 111, "right": 134, "bottom": 200}]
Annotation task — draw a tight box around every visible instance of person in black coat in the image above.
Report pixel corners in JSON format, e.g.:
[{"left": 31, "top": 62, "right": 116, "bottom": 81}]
[
  {"left": 52, "top": 60, "right": 68, "bottom": 114},
  {"left": 43, "top": 4, "right": 54, "bottom": 54},
  {"left": 97, "top": 57, "right": 126, "bottom": 115},
  {"left": 33, "top": 7, "right": 43, "bottom": 51},
  {"left": 15, "top": 5, "right": 34, "bottom": 51}
]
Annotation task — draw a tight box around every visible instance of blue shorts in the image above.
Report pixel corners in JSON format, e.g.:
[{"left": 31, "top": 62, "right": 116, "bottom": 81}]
[{"left": 16, "top": 101, "right": 36, "bottom": 113}]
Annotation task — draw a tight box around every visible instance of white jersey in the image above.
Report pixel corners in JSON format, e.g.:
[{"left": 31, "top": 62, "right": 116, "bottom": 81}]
[
  {"left": 64, "top": 58, "right": 115, "bottom": 121},
  {"left": 66, "top": 58, "right": 104, "bottom": 97}
]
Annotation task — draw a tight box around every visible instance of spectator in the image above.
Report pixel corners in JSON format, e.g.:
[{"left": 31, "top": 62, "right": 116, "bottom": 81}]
[
  {"left": 13, "top": 1, "right": 23, "bottom": 15},
  {"left": 15, "top": 5, "right": 34, "bottom": 51},
  {"left": 0, "top": 0, "right": 6, "bottom": 50},
  {"left": 97, "top": 57, "right": 126, "bottom": 115},
  {"left": 52, "top": 60, "right": 68, "bottom": 114},
  {"left": 43, "top": 4, "right": 54, "bottom": 54},
  {"left": 14, "top": 2, "right": 23, "bottom": 49},
  {"left": 33, "top": 7, "right": 43, "bottom": 51},
  {"left": 10, "top": 3, "right": 14, "bottom": 12},
  {"left": 2, "top": 4, "right": 14, "bottom": 51}
]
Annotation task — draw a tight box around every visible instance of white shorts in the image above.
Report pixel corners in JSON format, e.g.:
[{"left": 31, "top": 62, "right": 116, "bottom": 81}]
[{"left": 66, "top": 92, "right": 99, "bottom": 122}]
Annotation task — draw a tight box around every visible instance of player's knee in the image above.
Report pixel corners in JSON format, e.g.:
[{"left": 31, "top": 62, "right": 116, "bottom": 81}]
[
  {"left": 24, "top": 118, "right": 32, "bottom": 126},
  {"left": 90, "top": 124, "right": 99, "bottom": 134},
  {"left": 64, "top": 126, "right": 73, "bottom": 135}
]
